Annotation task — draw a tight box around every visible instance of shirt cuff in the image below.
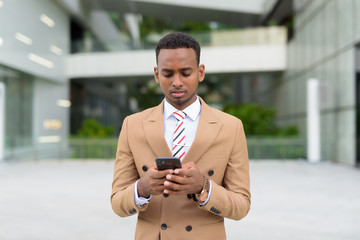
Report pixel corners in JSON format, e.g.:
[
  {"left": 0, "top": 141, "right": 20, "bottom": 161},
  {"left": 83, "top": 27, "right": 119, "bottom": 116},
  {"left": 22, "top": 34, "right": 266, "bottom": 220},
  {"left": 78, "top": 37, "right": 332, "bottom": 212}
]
[
  {"left": 199, "top": 179, "right": 212, "bottom": 206},
  {"left": 134, "top": 180, "right": 151, "bottom": 207}
]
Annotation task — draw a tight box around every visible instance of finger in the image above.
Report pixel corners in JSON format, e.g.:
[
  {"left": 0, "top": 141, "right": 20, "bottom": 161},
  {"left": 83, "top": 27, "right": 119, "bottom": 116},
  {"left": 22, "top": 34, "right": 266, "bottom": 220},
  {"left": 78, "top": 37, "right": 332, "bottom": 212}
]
[
  {"left": 174, "top": 168, "right": 195, "bottom": 177},
  {"left": 174, "top": 168, "right": 190, "bottom": 176},
  {"left": 163, "top": 182, "right": 188, "bottom": 195},
  {"left": 152, "top": 169, "right": 173, "bottom": 179},
  {"left": 153, "top": 185, "right": 166, "bottom": 194},
  {"left": 148, "top": 176, "right": 166, "bottom": 186},
  {"left": 149, "top": 165, "right": 173, "bottom": 175},
  {"left": 163, "top": 188, "right": 186, "bottom": 195},
  {"left": 164, "top": 179, "right": 193, "bottom": 192},
  {"left": 166, "top": 174, "right": 190, "bottom": 184},
  {"left": 181, "top": 162, "right": 195, "bottom": 169},
  {"left": 164, "top": 180, "right": 181, "bottom": 190},
  {"left": 163, "top": 181, "right": 191, "bottom": 195},
  {"left": 175, "top": 163, "right": 197, "bottom": 175},
  {"left": 147, "top": 182, "right": 167, "bottom": 195}
]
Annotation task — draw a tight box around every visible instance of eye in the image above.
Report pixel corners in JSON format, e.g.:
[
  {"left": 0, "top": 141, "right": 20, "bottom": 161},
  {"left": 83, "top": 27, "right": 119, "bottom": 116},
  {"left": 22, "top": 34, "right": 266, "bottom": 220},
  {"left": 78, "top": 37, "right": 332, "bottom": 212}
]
[
  {"left": 162, "top": 72, "right": 173, "bottom": 78},
  {"left": 182, "top": 72, "right": 191, "bottom": 77}
]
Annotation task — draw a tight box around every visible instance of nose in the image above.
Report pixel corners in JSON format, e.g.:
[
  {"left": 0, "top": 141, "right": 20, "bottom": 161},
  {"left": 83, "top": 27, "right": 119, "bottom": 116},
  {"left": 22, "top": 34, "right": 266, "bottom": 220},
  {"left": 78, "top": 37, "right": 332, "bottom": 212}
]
[{"left": 172, "top": 73, "right": 183, "bottom": 88}]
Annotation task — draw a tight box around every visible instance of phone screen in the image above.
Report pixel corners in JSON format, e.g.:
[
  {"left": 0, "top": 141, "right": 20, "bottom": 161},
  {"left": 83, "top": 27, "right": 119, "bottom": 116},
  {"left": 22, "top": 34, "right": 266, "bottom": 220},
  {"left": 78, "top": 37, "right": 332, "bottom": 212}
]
[{"left": 155, "top": 157, "right": 181, "bottom": 170}]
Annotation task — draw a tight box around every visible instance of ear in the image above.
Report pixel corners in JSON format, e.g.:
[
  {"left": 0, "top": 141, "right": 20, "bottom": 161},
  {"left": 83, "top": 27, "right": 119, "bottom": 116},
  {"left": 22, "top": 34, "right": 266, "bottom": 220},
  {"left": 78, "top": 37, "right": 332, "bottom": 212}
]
[
  {"left": 154, "top": 66, "right": 160, "bottom": 83},
  {"left": 198, "top": 64, "right": 205, "bottom": 83}
]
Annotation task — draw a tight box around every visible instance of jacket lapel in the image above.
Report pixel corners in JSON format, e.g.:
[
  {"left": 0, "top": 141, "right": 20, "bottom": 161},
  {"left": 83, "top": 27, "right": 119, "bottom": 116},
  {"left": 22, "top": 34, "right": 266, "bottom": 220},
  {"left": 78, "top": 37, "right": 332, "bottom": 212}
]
[
  {"left": 182, "top": 98, "right": 222, "bottom": 164},
  {"left": 143, "top": 101, "right": 172, "bottom": 157}
]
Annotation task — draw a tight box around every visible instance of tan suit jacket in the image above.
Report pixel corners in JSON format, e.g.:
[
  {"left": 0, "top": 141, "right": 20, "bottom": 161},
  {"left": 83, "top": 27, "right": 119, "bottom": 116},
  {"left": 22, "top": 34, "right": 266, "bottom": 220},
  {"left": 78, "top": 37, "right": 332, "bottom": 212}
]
[{"left": 111, "top": 98, "right": 251, "bottom": 240}]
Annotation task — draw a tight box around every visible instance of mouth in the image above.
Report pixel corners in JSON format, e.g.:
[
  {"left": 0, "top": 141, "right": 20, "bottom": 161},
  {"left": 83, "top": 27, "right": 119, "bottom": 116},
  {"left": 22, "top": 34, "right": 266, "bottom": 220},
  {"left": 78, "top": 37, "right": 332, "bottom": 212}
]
[{"left": 171, "top": 90, "right": 185, "bottom": 98}]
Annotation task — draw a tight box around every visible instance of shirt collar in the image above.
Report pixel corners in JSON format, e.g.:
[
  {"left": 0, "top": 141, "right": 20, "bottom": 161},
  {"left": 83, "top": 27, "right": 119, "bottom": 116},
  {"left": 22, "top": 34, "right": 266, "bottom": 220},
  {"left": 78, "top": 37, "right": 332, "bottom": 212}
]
[{"left": 164, "top": 96, "right": 201, "bottom": 121}]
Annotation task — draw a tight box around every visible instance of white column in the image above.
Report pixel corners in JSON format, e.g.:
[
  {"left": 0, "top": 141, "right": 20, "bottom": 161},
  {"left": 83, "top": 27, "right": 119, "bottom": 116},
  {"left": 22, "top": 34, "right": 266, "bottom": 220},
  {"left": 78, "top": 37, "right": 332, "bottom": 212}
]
[
  {"left": 0, "top": 82, "right": 4, "bottom": 161},
  {"left": 307, "top": 79, "right": 321, "bottom": 162}
]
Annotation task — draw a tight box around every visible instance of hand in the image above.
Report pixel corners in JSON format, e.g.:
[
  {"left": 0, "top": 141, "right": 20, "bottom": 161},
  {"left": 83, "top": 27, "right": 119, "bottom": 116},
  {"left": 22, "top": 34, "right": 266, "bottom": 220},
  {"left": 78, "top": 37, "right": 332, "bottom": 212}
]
[
  {"left": 163, "top": 162, "right": 205, "bottom": 195},
  {"left": 137, "top": 165, "right": 173, "bottom": 197}
]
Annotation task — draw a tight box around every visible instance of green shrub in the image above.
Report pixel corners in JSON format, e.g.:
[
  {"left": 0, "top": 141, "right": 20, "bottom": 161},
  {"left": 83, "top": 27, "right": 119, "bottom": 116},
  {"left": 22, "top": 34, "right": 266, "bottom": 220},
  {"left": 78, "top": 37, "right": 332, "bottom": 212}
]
[
  {"left": 223, "top": 103, "right": 298, "bottom": 137},
  {"left": 76, "top": 119, "right": 115, "bottom": 138}
]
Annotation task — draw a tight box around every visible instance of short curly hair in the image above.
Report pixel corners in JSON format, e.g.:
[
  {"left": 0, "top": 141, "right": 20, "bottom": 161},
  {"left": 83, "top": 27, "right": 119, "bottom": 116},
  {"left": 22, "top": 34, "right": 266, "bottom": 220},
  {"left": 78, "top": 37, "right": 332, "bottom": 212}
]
[{"left": 155, "top": 32, "right": 201, "bottom": 65}]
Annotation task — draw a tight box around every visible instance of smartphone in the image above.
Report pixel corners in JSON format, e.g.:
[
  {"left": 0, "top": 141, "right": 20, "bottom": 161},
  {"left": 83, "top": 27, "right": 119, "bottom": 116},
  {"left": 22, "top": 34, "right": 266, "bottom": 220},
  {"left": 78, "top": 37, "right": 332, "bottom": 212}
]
[{"left": 155, "top": 157, "right": 182, "bottom": 170}]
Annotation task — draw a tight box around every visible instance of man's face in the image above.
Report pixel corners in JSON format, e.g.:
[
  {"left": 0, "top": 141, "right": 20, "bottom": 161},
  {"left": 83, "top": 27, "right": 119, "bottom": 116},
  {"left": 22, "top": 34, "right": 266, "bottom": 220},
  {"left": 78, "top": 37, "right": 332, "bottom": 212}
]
[{"left": 154, "top": 48, "right": 205, "bottom": 110}]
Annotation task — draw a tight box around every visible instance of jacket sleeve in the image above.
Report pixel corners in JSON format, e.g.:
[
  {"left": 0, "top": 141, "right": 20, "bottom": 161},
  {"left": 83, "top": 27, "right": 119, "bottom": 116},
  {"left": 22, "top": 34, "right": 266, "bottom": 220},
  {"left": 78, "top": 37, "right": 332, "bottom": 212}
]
[
  {"left": 111, "top": 117, "right": 149, "bottom": 217},
  {"left": 200, "top": 119, "right": 251, "bottom": 220}
]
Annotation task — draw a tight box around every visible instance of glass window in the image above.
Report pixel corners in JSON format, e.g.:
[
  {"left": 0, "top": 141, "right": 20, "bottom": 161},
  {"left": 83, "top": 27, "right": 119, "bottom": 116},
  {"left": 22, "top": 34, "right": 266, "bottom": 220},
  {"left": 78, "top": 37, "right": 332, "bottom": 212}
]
[{"left": 0, "top": 65, "right": 33, "bottom": 157}]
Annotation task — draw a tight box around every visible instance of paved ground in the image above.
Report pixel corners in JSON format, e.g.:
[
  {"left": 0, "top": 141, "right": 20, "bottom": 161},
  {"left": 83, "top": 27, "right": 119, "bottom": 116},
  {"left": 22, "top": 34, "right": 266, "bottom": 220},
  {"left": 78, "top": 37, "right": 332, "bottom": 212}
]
[{"left": 0, "top": 159, "right": 359, "bottom": 240}]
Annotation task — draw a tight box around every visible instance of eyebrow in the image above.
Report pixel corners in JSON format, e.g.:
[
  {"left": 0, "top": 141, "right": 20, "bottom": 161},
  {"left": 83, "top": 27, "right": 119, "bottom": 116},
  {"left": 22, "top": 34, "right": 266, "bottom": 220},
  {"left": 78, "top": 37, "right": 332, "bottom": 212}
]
[
  {"left": 161, "top": 67, "right": 193, "bottom": 72},
  {"left": 161, "top": 68, "right": 173, "bottom": 73}
]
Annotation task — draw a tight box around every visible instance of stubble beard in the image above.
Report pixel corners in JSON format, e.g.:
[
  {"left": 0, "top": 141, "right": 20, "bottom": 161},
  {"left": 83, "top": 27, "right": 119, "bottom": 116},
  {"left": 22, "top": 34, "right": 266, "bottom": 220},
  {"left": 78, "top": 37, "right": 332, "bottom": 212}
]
[{"left": 167, "top": 91, "right": 197, "bottom": 110}]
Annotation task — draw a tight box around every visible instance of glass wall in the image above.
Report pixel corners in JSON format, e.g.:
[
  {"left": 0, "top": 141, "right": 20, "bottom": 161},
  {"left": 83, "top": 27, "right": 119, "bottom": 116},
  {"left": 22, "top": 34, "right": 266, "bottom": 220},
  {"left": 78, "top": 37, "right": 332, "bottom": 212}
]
[
  {"left": 0, "top": 64, "right": 34, "bottom": 158},
  {"left": 69, "top": 72, "right": 270, "bottom": 136}
]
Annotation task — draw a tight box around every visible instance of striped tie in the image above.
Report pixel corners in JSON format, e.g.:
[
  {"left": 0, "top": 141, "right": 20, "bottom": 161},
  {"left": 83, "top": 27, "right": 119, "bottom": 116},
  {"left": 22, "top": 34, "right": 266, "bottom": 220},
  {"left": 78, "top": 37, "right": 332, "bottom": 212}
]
[{"left": 172, "top": 111, "right": 186, "bottom": 160}]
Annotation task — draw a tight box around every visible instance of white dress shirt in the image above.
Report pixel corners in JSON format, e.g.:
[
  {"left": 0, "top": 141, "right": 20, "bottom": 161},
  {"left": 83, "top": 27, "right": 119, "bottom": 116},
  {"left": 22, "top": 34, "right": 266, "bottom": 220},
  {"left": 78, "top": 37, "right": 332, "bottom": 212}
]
[
  {"left": 135, "top": 97, "right": 212, "bottom": 206},
  {"left": 163, "top": 96, "right": 201, "bottom": 153}
]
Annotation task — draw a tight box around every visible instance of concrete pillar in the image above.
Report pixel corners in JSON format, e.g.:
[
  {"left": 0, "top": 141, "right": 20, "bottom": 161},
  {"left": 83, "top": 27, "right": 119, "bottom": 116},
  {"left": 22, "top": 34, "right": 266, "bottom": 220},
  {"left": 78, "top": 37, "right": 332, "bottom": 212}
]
[
  {"left": 307, "top": 79, "right": 321, "bottom": 162},
  {"left": 0, "top": 82, "right": 4, "bottom": 161}
]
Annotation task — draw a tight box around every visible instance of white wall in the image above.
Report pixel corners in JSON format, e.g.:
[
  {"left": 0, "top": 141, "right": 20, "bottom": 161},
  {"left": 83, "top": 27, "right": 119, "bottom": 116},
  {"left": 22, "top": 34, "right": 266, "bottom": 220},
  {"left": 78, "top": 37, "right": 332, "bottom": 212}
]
[
  {"left": 32, "top": 78, "right": 69, "bottom": 157},
  {"left": 135, "top": 0, "right": 266, "bottom": 14},
  {"left": 0, "top": 0, "right": 69, "bottom": 82},
  {"left": 67, "top": 44, "right": 286, "bottom": 78}
]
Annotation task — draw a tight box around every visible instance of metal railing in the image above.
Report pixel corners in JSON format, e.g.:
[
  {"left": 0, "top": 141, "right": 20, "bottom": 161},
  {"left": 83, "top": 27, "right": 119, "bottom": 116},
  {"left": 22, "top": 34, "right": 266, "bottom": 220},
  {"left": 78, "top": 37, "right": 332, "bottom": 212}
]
[
  {"left": 72, "top": 26, "right": 287, "bottom": 53},
  {"left": 2, "top": 137, "right": 304, "bottom": 160},
  {"left": 247, "top": 138, "right": 305, "bottom": 160},
  {"left": 3, "top": 138, "right": 67, "bottom": 161},
  {"left": 69, "top": 138, "right": 118, "bottom": 159},
  {"left": 69, "top": 137, "right": 305, "bottom": 160}
]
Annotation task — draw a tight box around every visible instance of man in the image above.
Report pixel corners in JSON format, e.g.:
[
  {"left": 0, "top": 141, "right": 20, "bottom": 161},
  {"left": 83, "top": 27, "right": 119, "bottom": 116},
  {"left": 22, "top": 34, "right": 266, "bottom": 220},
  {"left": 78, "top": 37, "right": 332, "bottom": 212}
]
[{"left": 111, "top": 32, "right": 250, "bottom": 240}]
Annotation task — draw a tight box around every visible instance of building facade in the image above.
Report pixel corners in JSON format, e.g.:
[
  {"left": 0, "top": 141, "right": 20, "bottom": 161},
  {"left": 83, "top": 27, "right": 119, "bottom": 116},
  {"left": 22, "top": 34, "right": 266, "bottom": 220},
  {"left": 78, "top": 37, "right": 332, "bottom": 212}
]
[
  {"left": 1, "top": 0, "right": 359, "bottom": 166},
  {"left": 0, "top": 0, "right": 69, "bottom": 160},
  {"left": 262, "top": 0, "right": 359, "bottom": 165}
]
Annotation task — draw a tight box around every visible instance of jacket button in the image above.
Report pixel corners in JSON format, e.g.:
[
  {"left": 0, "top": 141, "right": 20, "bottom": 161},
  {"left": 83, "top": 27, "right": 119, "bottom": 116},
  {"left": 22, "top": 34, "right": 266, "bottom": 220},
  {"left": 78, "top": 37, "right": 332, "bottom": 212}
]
[
  {"left": 186, "top": 225, "right": 192, "bottom": 232},
  {"left": 210, "top": 207, "right": 221, "bottom": 214},
  {"left": 128, "top": 208, "right": 136, "bottom": 214},
  {"left": 187, "top": 194, "right": 192, "bottom": 199},
  {"left": 161, "top": 223, "right": 167, "bottom": 230},
  {"left": 142, "top": 165, "right": 148, "bottom": 172},
  {"left": 208, "top": 170, "right": 214, "bottom": 176},
  {"left": 163, "top": 193, "right": 169, "bottom": 197}
]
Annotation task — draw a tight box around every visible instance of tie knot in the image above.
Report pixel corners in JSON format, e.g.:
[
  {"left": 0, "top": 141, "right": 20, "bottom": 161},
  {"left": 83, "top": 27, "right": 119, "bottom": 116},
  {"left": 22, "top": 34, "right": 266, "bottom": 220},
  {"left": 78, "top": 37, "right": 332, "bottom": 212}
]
[{"left": 173, "top": 111, "right": 186, "bottom": 121}]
